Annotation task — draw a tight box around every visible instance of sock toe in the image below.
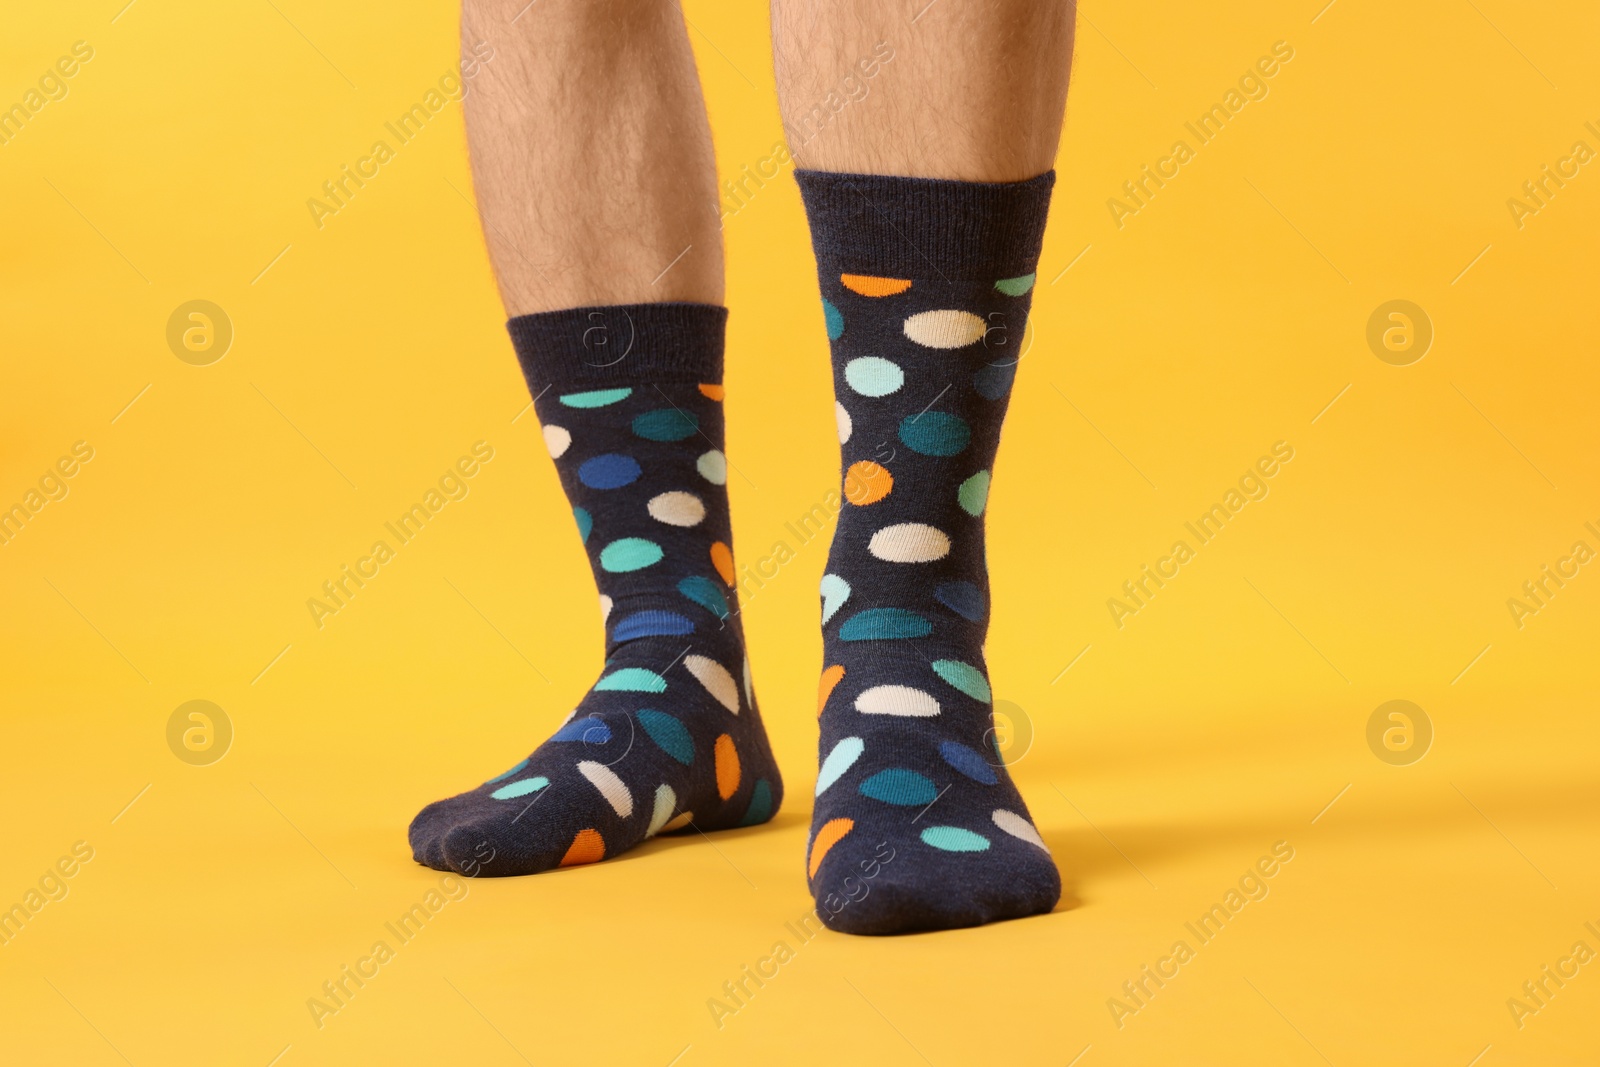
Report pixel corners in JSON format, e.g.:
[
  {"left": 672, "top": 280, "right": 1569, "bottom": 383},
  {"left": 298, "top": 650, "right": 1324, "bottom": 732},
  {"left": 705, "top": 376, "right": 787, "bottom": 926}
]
[{"left": 811, "top": 833, "right": 1059, "bottom": 935}]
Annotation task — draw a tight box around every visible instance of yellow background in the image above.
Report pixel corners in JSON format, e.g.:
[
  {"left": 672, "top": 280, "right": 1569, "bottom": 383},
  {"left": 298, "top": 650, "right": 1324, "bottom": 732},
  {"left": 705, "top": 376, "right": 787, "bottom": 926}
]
[{"left": 3, "top": 1, "right": 1598, "bottom": 1064}]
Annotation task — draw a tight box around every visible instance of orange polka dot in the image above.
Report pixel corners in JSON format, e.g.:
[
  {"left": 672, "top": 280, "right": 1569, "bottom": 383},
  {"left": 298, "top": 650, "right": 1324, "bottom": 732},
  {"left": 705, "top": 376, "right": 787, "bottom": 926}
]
[
  {"left": 714, "top": 734, "right": 741, "bottom": 800},
  {"left": 843, "top": 461, "right": 893, "bottom": 505},
  {"left": 560, "top": 828, "right": 605, "bottom": 867},
  {"left": 817, "top": 664, "right": 845, "bottom": 716},
  {"left": 841, "top": 274, "right": 913, "bottom": 298},
  {"left": 710, "top": 541, "right": 736, "bottom": 586},
  {"left": 699, "top": 383, "right": 725, "bottom": 401},
  {"left": 808, "top": 818, "right": 854, "bottom": 879}
]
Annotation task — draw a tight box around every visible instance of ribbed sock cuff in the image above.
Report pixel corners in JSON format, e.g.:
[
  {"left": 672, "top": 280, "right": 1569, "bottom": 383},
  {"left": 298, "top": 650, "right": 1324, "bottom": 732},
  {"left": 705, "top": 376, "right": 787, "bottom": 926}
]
[
  {"left": 507, "top": 302, "right": 728, "bottom": 393},
  {"left": 794, "top": 169, "right": 1055, "bottom": 280}
]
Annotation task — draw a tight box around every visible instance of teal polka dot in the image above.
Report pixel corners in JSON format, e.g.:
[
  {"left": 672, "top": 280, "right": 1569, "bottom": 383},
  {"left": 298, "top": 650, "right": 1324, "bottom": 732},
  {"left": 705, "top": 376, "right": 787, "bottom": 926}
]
[
  {"left": 844, "top": 357, "right": 904, "bottom": 398},
  {"left": 560, "top": 387, "right": 632, "bottom": 408},
  {"left": 838, "top": 608, "right": 932, "bottom": 641},
  {"left": 573, "top": 506, "right": 593, "bottom": 543},
  {"left": 957, "top": 471, "right": 990, "bottom": 516},
  {"left": 491, "top": 776, "right": 549, "bottom": 800},
  {"left": 678, "top": 575, "right": 730, "bottom": 619},
  {"left": 595, "top": 667, "right": 667, "bottom": 693},
  {"left": 823, "top": 299, "right": 844, "bottom": 340},
  {"left": 899, "top": 412, "right": 971, "bottom": 456},
  {"left": 740, "top": 780, "right": 774, "bottom": 826},
  {"left": 632, "top": 408, "right": 699, "bottom": 442},
  {"left": 932, "top": 659, "right": 992, "bottom": 702},
  {"left": 994, "top": 274, "right": 1036, "bottom": 296},
  {"left": 637, "top": 710, "right": 694, "bottom": 765},
  {"left": 921, "top": 826, "right": 991, "bottom": 852},
  {"left": 485, "top": 758, "right": 528, "bottom": 784},
  {"left": 859, "top": 768, "right": 938, "bottom": 806},
  {"left": 600, "top": 538, "right": 663, "bottom": 572}
]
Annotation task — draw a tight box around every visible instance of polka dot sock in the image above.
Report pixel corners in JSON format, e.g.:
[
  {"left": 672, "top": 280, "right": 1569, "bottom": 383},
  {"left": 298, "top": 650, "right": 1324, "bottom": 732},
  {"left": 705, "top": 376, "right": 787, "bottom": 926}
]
[
  {"left": 409, "top": 303, "right": 782, "bottom": 876},
  {"left": 795, "top": 169, "right": 1062, "bottom": 934}
]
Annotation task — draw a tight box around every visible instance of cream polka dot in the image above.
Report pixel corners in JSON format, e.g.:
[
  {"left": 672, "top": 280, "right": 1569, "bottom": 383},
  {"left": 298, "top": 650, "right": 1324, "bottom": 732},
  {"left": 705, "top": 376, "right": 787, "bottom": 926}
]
[
  {"left": 599, "top": 594, "right": 613, "bottom": 621},
  {"left": 869, "top": 523, "right": 951, "bottom": 563},
  {"left": 648, "top": 491, "right": 706, "bottom": 527},
  {"left": 836, "top": 401, "right": 853, "bottom": 444},
  {"left": 577, "top": 760, "right": 633, "bottom": 818},
  {"left": 904, "top": 309, "right": 987, "bottom": 349},
  {"left": 685, "top": 654, "right": 740, "bottom": 714},
  {"left": 855, "top": 685, "right": 940, "bottom": 717},
  {"left": 542, "top": 424, "right": 572, "bottom": 458},
  {"left": 992, "top": 809, "right": 1049, "bottom": 851},
  {"left": 697, "top": 450, "right": 728, "bottom": 485}
]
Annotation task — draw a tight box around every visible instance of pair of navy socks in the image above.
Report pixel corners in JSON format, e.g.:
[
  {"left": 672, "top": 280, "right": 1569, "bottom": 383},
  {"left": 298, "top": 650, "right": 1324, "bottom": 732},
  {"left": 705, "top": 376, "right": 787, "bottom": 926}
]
[{"left": 410, "top": 168, "right": 1060, "bottom": 934}]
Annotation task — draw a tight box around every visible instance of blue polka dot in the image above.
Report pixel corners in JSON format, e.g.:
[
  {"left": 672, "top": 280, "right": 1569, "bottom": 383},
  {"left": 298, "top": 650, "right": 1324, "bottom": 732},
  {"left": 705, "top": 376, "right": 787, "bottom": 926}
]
[
  {"left": 552, "top": 717, "right": 611, "bottom": 744},
  {"left": 921, "top": 826, "right": 991, "bottom": 852},
  {"left": 974, "top": 361, "right": 1017, "bottom": 400},
  {"left": 632, "top": 408, "right": 699, "bottom": 442},
  {"left": 637, "top": 710, "right": 694, "bottom": 765},
  {"left": 859, "top": 768, "right": 938, "bottom": 806},
  {"left": 678, "top": 575, "right": 730, "bottom": 619},
  {"left": 935, "top": 581, "right": 986, "bottom": 621},
  {"left": 600, "top": 538, "right": 663, "bottom": 572},
  {"left": 485, "top": 758, "right": 528, "bottom": 784},
  {"left": 899, "top": 412, "right": 971, "bottom": 456},
  {"left": 612, "top": 610, "right": 695, "bottom": 641},
  {"left": 578, "top": 454, "right": 641, "bottom": 490},
  {"left": 491, "top": 776, "right": 549, "bottom": 800},
  {"left": 823, "top": 299, "right": 844, "bottom": 340},
  {"left": 573, "top": 506, "right": 593, "bottom": 543},
  {"left": 939, "top": 741, "right": 998, "bottom": 785},
  {"left": 838, "top": 608, "right": 933, "bottom": 641}
]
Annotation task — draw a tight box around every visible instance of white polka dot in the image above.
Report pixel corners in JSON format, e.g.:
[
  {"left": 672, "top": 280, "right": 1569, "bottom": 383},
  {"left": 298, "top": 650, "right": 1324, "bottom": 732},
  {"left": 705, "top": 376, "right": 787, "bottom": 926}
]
[
  {"left": 992, "top": 809, "right": 1049, "bottom": 851},
  {"left": 697, "top": 450, "right": 727, "bottom": 485},
  {"left": 578, "top": 760, "right": 633, "bottom": 818},
  {"left": 836, "top": 401, "right": 853, "bottom": 444},
  {"left": 904, "top": 309, "right": 987, "bottom": 349},
  {"left": 599, "top": 594, "right": 613, "bottom": 621},
  {"left": 542, "top": 424, "right": 571, "bottom": 458},
  {"left": 855, "top": 685, "right": 940, "bottom": 717},
  {"left": 685, "top": 654, "right": 740, "bottom": 714},
  {"left": 648, "top": 491, "right": 706, "bottom": 527},
  {"left": 869, "top": 523, "right": 951, "bottom": 563},
  {"left": 646, "top": 784, "right": 677, "bottom": 838},
  {"left": 742, "top": 656, "right": 753, "bottom": 706}
]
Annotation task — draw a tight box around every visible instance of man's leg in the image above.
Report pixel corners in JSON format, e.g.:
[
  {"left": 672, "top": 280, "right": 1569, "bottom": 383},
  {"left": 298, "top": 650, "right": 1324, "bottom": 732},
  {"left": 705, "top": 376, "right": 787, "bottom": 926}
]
[
  {"left": 409, "top": 0, "right": 782, "bottom": 877},
  {"left": 773, "top": 0, "right": 1074, "bottom": 933}
]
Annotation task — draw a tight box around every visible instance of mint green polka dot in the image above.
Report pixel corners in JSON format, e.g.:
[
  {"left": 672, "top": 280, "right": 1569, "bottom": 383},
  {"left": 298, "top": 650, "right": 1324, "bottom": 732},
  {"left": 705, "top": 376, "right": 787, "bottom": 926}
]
[
  {"left": 994, "top": 274, "right": 1036, "bottom": 296},
  {"left": 957, "top": 471, "right": 990, "bottom": 516},
  {"left": 560, "top": 388, "right": 632, "bottom": 408},
  {"left": 595, "top": 667, "right": 667, "bottom": 693},
  {"left": 600, "top": 538, "right": 663, "bottom": 572},
  {"left": 844, "top": 357, "right": 904, "bottom": 398},
  {"left": 491, "top": 776, "right": 548, "bottom": 800},
  {"left": 921, "top": 826, "right": 991, "bottom": 852},
  {"left": 932, "top": 659, "right": 991, "bottom": 703}
]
